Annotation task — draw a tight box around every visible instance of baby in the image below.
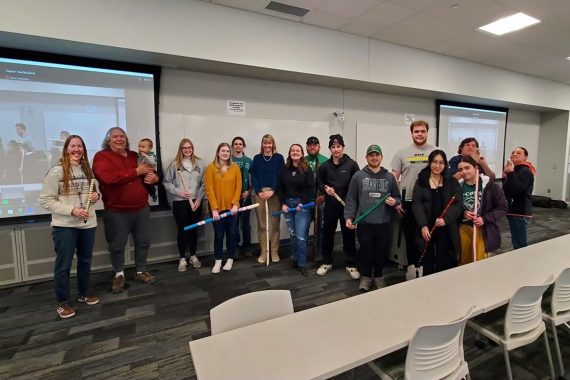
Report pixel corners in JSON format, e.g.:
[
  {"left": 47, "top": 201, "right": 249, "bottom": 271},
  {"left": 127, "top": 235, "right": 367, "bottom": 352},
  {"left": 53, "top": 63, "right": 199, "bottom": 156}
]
[{"left": 138, "top": 138, "right": 158, "bottom": 202}]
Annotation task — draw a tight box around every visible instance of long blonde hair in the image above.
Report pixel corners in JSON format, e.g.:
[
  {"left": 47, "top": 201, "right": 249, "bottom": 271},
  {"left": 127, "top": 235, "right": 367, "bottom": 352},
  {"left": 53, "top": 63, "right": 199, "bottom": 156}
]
[
  {"left": 173, "top": 138, "right": 199, "bottom": 170},
  {"left": 60, "top": 135, "right": 95, "bottom": 195},
  {"left": 212, "top": 142, "right": 232, "bottom": 175},
  {"left": 259, "top": 134, "right": 277, "bottom": 155}
]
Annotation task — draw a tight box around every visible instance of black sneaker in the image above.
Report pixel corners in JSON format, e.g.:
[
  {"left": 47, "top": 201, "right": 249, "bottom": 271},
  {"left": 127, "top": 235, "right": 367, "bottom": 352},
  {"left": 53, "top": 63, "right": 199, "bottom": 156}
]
[{"left": 299, "top": 267, "right": 309, "bottom": 277}]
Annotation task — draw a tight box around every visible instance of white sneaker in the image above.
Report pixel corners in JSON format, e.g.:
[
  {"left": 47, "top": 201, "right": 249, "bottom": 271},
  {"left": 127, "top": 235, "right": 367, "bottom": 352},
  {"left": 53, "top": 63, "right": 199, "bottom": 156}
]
[
  {"left": 373, "top": 277, "right": 385, "bottom": 289},
  {"left": 317, "top": 264, "right": 333, "bottom": 276},
  {"left": 212, "top": 260, "right": 222, "bottom": 274},
  {"left": 189, "top": 255, "right": 202, "bottom": 269},
  {"left": 223, "top": 259, "right": 234, "bottom": 271},
  {"left": 346, "top": 266, "right": 360, "bottom": 280},
  {"left": 178, "top": 258, "right": 187, "bottom": 272},
  {"left": 405, "top": 265, "right": 417, "bottom": 281},
  {"left": 359, "top": 276, "right": 372, "bottom": 291}
]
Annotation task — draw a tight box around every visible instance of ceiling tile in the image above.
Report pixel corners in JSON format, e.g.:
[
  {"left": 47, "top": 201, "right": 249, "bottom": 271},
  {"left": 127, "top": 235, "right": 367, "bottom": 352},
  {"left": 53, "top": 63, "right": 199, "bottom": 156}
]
[
  {"left": 422, "top": 0, "right": 496, "bottom": 21},
  {"left": 301, "top": 10, "right": 350, "bottom": 29},
  {"left": 503, "top": 23, "right": 570, "bottom": 58},
  {"left": 212, "top": 0, "right": 269, "bottom": 12},
  {"left": 386, "top": 0, "right": 440, "bottom": 11},
  {"left": 339, "top": 20, "right": 383, "bottom": 37},
  {"left": 316, "top": 0, "right": 383, "bottom": 19},
  {"left": 279, "top": 0, "right": 328, "bottom": 11},
  {"left": 358, "top": 1, "right": 417, "bottom": 28}
]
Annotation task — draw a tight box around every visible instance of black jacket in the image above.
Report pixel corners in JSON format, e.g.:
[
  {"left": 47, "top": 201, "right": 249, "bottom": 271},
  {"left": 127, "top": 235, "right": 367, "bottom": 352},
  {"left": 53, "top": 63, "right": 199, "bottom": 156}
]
[
  {"left": 502, "top": 165, "right": 534, "bottom": 216},
  {"left": 318, "top": 154, "right": 359, "bottom": 201},
  {"left": 412, "top": 167, "right": 463, "bottom": 256}
]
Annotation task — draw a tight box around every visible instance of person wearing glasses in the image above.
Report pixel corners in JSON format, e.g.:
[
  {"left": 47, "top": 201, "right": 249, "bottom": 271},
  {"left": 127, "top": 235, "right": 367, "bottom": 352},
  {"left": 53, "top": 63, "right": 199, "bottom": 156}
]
[
  {"left": 163, "top": 138, "right": 205, "bottom": 272},
  {"left": 412, "top": 150, "right": 463, "bottom": 275}
]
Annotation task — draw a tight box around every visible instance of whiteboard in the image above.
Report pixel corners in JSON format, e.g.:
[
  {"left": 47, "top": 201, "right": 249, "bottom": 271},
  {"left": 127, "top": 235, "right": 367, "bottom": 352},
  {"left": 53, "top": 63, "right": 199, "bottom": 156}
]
[
  {"left": 160, "top": 114, "right": 330, "bottom": 172},
  {"left": 159, "top": 114, "right": 331, "bottom": 244},
  {"left": 356, "top": 123, "right": 437, "bottom": 170}
]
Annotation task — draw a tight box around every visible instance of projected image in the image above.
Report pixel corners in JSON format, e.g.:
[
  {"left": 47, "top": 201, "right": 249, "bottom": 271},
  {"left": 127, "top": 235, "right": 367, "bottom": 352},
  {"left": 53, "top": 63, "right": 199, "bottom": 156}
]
[
  {"left": 0, "top": 56, "right": 157, "bottom": 221},
  {"left": 438, "top": 104, "right": 507, "bottom": 176}
]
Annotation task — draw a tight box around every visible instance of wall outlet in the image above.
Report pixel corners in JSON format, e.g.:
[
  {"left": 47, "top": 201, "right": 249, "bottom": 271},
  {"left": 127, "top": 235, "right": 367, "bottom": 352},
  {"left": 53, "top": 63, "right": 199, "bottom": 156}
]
[{"left": 547, "top": 188, "right": 551, "bottom": 193}]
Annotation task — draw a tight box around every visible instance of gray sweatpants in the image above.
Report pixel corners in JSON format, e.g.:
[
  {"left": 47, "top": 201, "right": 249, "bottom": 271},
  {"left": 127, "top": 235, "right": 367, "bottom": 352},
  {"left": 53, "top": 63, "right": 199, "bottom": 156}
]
[{"left": 103, "top": 206, "right": 150, "bottom": 273}]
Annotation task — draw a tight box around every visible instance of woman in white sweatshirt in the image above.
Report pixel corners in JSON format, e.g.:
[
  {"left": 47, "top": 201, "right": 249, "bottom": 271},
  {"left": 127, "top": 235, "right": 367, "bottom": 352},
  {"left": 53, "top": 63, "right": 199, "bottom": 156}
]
[{"left": 40, "top": 135, "right": 100, "bottom": 319}]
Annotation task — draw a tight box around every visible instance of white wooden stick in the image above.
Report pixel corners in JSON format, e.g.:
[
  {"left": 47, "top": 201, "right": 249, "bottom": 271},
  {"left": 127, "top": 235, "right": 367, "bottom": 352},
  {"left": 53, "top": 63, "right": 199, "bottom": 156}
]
[
  {"left": 178, "top": 169, "right": 196, "bottom": 209},
  {"left": 472, "top": 167, "right": 480, "bottom": 263},
  {"left": 265, "top": 200, "right": 270, "bottom": 267}
]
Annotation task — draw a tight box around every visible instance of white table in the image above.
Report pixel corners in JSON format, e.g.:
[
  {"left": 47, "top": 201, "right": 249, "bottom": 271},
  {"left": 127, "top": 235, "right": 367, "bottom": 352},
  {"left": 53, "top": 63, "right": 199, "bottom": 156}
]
[{"left": 190, "top": 234, "right": 570, "bottom": 380}]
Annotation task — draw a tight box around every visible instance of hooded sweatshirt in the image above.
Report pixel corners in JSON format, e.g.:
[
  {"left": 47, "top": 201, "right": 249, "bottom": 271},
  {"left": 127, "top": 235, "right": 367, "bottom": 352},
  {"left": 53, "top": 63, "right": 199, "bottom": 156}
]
[
  {"left": 318, "top": 154, "right": 359, "bottom": 200},
  {"left": 344, "top": 166, "right": 401, "bottom": 225}
]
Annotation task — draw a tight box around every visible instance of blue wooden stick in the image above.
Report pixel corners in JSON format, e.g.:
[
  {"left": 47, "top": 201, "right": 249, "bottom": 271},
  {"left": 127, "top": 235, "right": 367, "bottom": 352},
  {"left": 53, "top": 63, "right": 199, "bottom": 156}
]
[
  {"left": 272, "top": 201, "right": 315, "bottom": 217},
  {"left": 184, "top": 203, "right": 260, "bottom": 231}
]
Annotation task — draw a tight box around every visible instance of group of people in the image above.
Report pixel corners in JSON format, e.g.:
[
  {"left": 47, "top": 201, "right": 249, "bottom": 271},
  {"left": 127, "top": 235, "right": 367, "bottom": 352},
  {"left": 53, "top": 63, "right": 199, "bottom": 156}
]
[{"left": 40, "top": 121, "right": 535, "bottom": 319}]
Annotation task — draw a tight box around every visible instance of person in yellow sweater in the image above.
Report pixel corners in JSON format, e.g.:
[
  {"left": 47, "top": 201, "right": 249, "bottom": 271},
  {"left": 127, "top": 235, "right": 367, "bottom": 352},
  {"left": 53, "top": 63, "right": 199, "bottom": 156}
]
[{"left": 205, "top": 142, "right": 242, "bottom": 273}]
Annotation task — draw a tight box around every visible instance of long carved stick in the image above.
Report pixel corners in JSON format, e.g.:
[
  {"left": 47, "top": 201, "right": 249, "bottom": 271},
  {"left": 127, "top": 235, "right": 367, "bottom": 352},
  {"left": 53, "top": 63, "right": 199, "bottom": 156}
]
[
  {"left": 177, "top": 169, "right": 196, "bottom": 209},
  {"left": 83, "top": 179, "right": 95, "bottom": 223}
]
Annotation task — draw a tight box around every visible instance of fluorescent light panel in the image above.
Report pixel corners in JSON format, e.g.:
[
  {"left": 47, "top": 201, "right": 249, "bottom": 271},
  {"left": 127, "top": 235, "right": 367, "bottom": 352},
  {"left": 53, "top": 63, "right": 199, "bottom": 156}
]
[{"left": 478, "top": 12, "right": 540, "bottom": 36}]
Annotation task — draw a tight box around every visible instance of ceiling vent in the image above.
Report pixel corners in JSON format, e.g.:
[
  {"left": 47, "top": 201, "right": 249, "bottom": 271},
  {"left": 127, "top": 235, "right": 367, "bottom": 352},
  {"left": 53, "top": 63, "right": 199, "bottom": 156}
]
[{"left": 265, "top": 1, "right": 309, "bottom": 17}]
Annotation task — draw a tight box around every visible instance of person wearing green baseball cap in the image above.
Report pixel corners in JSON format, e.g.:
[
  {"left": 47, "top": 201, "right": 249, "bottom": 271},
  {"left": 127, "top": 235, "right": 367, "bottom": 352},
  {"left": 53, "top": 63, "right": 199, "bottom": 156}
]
[{"left": 345, "top": 144, "right": 401, "bottom": 291}]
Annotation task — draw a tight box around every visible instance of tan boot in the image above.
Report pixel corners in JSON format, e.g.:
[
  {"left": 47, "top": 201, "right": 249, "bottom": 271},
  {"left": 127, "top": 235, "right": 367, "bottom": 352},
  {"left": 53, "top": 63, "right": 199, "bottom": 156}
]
[
  {"left": 258, "top": 253, "right": 267, "bottom": 263},
  {"left": 271, "top": 252, "right": 280, "bottom": 263}
]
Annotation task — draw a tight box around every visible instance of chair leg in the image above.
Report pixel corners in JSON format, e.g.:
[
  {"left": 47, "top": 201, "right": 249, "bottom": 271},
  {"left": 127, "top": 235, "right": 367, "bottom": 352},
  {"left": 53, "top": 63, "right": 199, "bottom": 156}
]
[
  {"left": 503, "top": 346, "right": 513, "bottom": 380},
  {"left": 543, "top": 330, "right": 556, "bottom": 380},
  {"left": 551, "top": 320, "right": 566, "bottom": 377}
]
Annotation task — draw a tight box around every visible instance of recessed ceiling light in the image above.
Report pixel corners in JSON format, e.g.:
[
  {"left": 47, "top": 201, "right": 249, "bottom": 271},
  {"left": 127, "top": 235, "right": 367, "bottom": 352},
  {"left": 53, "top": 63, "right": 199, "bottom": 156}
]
[
  {"left": 478, "top": 12, "right": 540, "bottom": 36},
  {"left": 566, "top": 56, "right": 570, "bottom": 61}
]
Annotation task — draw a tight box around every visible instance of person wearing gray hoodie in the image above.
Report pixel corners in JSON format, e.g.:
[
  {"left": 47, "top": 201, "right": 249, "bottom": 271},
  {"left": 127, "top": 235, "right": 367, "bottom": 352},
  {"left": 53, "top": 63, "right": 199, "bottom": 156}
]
[{"left": 345, "top": 144, "right": 401, "bottom": 291}]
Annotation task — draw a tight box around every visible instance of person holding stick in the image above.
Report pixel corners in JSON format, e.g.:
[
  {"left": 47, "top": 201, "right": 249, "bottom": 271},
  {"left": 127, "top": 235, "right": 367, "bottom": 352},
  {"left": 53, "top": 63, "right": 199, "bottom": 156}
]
[
  {"left": 457, "top": 156, "right": 506, "bottom": 265},
  {"left": 345, "top": 144, "right": 400, "bottom": 291},
  {"left": 305, "top": 136, "right": 328, "bottom": 260},
  {"left": 163, "top": 138, "right": 205, "bottom": 272},
  {"left": 391, "top": 120, "right": 436, "bottom": 279},
  {"left": 205, "top": 143, "right": 242, "bottom": 273},
  {"left": 250, "top": 134, "right": 285, "bottom": 264},
  {"left": 278, "top": 144, "right": 315, "bottom": 277},
  {"left": 412, "top": 150, "right": 463, "bottom": 275},
  {"left": 39, "top": 135, "right": 100, "bottom": 319},
  {"left": 317, "top": 134, "right": 360, "bottom": 278},
  {"left": 231, "top": 136, "right": 253, "bottom": 258},
  {"left": 502, "top": 147, "right": 535, "bottom": 249}
]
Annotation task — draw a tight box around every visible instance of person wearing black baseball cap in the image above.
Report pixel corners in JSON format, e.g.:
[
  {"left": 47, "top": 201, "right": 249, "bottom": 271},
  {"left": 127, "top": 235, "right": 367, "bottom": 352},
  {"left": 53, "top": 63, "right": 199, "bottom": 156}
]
[{"left": 317, "top": 134, "right": 360, "bottom": 279}]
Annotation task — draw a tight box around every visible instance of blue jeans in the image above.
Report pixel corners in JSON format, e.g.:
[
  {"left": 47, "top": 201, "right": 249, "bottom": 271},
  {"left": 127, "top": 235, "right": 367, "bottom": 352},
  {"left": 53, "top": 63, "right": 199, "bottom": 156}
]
[
  {"left": 233, "top": 197, "right": 252, "bottom": 250},
  {"left": 508, "top": 216, "right": 529, "bottom": 249},
  {"left": 283, "top": 198, "right": 312, "bottom": 267},
  {"left": 52, "top": 226, "right": 96, "bottom": 304},
  {"left": 213, "top": 211, "right": 238, "bottom": 260}
]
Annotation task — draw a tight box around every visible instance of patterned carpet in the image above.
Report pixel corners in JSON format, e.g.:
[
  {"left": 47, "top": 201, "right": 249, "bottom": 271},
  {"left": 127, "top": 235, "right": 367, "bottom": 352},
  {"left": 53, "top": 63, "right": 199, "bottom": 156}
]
[{"left": 0, "top": 207, "right": 569, "bottom": 379}]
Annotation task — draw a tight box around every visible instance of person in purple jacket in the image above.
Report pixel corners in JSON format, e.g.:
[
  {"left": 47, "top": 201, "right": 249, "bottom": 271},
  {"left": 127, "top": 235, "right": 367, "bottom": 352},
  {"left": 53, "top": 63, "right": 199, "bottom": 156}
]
[{"left": 457, "top": 156, "right": 507, "bottom": 265}]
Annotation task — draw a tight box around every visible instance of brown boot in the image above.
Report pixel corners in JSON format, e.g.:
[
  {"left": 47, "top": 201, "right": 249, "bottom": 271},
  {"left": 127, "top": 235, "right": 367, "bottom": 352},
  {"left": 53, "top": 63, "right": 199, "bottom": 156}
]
[{"left": 112, "top": 275, "right": 125, "bottom": 294}]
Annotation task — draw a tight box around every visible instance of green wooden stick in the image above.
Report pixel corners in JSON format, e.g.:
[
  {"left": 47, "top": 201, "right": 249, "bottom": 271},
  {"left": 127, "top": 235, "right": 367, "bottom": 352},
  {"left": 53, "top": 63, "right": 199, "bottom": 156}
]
[{"left": 353, "top": 193, "right": 391, "bottom": 225}]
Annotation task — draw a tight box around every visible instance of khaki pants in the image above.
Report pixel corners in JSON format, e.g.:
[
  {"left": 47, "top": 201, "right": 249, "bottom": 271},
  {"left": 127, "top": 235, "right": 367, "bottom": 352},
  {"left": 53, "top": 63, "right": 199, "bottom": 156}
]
[
  {"left": 254, "top": 194, "right": 281, "bottom": 256},
  {"left": 459, "top": 224, "right": 486, "bottom": 265}
]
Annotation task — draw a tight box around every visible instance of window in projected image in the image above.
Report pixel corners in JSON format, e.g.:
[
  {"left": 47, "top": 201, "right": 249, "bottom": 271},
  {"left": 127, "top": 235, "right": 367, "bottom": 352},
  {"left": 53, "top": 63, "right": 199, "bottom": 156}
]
[
  {"left": 0, "top": 55, "right": 158, "bottom": 221},
  {"left": 438, "top": 103, "right": 508, "bottom": 175}
]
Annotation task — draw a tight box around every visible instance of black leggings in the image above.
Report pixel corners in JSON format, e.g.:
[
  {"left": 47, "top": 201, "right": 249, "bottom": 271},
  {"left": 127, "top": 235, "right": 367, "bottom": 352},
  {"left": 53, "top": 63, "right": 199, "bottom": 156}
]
[{"left": 172, "top": 200, "right": 202, "bottom": 258}]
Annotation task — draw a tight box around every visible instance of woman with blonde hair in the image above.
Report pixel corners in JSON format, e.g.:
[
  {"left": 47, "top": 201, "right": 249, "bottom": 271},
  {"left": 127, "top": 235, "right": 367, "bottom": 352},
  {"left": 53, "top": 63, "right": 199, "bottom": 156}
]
[
  {"left": 163, "top": 138, "right": 205, "bottom": 272},
  {"left": 40, "top": 135, "right": 100, "bottom": 319},
  {"left": 250, "top": 134, "right": 285, "bottom": 264},
  {"left": 205, "top": 142, "right": 242, "bottom": 273}
]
